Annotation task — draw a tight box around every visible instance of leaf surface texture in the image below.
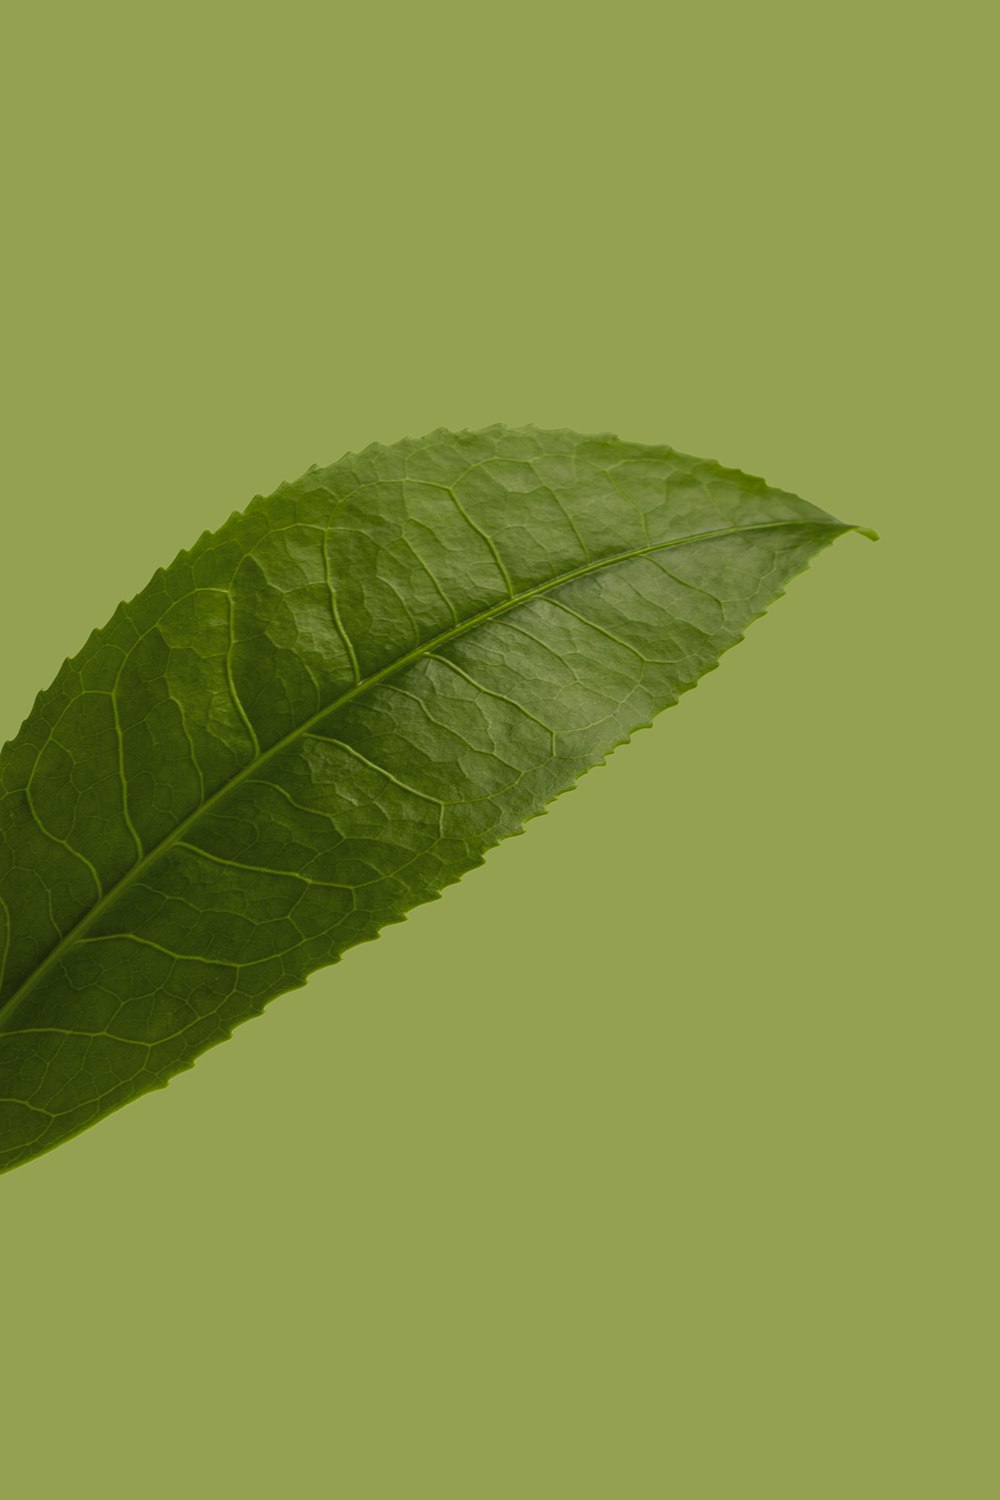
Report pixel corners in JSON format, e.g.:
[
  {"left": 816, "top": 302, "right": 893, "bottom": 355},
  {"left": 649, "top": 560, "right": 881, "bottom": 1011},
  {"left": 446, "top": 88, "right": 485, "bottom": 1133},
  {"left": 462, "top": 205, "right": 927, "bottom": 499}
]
[{"left": 0, "top": 426, "right": 867, "bottom": 1172}]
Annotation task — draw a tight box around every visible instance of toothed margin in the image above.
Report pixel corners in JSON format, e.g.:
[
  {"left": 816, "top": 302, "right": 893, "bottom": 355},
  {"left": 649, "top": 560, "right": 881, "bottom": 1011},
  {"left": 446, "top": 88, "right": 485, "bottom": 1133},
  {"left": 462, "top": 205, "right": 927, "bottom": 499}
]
[{"left": 0, "top": 427, "right": 875, "bottom": 1173}]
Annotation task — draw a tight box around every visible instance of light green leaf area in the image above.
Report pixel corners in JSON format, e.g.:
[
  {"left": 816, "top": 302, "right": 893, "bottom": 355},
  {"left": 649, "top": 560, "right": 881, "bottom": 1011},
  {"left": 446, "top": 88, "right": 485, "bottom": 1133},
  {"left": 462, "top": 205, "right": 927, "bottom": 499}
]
[{"left": 0, "top": 426, "right": 872, "bottom": 1174}]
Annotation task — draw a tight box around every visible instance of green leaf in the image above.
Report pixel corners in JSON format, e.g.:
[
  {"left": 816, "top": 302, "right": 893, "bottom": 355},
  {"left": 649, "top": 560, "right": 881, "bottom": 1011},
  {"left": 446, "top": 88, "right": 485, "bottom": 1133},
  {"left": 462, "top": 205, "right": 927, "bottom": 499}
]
[{"left": 0, "top": 426, "right": 873, "bottom": 1174}]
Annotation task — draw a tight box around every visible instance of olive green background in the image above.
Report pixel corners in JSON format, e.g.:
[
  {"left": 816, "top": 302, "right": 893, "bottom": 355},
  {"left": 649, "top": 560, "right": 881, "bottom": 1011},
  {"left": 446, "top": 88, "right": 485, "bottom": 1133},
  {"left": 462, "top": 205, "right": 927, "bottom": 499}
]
[{"left": 1, "top": 3, "right": 993, "bottom": 1495}]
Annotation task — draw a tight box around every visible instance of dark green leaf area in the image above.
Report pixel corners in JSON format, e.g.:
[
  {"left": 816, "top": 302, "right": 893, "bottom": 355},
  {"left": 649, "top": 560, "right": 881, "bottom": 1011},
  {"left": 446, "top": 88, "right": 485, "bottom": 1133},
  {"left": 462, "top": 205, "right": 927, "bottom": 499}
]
[{"left": 0, "top": 426, "right": 864, "bottom": 1172}]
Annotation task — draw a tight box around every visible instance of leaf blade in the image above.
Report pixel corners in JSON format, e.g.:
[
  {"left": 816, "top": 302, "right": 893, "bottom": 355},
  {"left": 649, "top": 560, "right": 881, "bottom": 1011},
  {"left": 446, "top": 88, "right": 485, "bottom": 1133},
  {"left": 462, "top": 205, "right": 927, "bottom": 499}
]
[{"left": 0, "top": 426, "right": 869, "bottom": 1173}]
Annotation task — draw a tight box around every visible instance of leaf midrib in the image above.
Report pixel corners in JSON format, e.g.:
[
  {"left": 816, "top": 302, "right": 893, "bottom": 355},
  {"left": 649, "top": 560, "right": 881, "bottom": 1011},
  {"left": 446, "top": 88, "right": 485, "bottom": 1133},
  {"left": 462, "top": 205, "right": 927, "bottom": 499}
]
[{"left": 0, "top": 518, "right": 841, "bottom": 1030}]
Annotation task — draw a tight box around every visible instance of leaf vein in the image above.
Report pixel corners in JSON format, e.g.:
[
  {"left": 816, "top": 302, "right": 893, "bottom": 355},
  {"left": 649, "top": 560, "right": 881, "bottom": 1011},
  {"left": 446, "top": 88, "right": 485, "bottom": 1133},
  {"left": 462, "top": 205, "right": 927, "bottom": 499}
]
[{"left": 0, "top": 517, "right": 840, "bottom": 1034}]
